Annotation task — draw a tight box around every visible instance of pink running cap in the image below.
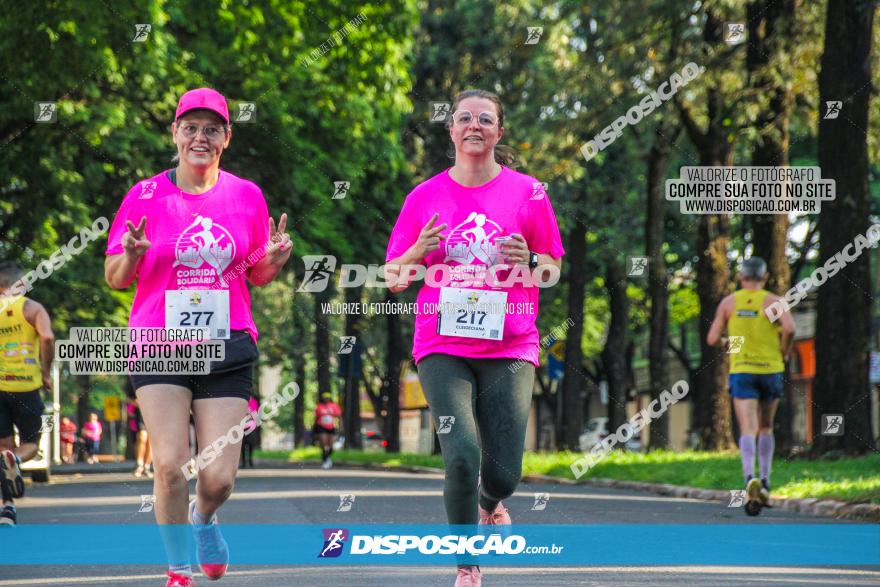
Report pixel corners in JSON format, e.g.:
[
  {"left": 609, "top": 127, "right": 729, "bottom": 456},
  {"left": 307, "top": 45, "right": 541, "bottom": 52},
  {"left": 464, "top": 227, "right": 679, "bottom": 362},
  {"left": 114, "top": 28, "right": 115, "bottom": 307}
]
[{"left": 175, "top": 88, "right": 229, "bottom": 123}]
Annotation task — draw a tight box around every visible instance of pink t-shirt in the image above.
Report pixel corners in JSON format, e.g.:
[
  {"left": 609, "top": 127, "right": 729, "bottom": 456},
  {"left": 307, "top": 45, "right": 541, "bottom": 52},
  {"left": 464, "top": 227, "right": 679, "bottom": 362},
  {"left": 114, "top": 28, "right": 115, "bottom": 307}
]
[
  {"left": 315, "top": 402, "right": 341, "bottom": 428},
  {"left": 386, "top": 166, "right": 565, "bottom": 365},
  {"left": 106, "top": 170, "right": 271, "bottom": 343},
  {"left": 83, "top": 420, "right": 102, "bottom": 441}
]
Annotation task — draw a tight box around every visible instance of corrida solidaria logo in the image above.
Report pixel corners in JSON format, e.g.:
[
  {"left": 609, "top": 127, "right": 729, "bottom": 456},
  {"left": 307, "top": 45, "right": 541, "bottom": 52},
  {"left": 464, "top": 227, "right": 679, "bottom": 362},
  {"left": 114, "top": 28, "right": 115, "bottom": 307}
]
[{"left": 318, "top": 528, "right": 348, "bottom": 558}]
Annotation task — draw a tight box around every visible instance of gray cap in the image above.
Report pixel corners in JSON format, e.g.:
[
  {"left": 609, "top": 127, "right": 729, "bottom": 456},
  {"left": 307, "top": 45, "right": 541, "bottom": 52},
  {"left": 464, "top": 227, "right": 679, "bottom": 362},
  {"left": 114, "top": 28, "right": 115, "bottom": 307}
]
[{"left": 741, "top": 257, "right": 768, "bottom": 279}]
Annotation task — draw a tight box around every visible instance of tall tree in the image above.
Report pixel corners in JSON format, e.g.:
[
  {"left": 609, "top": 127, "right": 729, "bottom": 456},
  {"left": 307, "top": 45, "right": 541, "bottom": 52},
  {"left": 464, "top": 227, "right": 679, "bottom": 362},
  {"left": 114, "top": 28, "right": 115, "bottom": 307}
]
[
  {"left": 675, "top": 8, "right": 738, "bottom": 450},
  {"left": 746, "top": 0, "right": 799, "bottom": 454},
  {"left": 560, "top": 188, "right": 588, "bottom": 449},
  {"left": 813, "top": 0, "right": 876, "bottom": 455},
  {"left": 747, "top": 0, "right": 797, "bottom": 294},
  {"left": 645, "top": 121, "right": 677, "bottom": 448},
  {"left": 384, "top": 290, "right": 404, "bottom": 453},
  {"left": 343, "top": 286, "right": 363, "bottom": 449},
  {"left": 601, "top": 259, "right": 630, "bottom": 433},
  {"left": 314, "top": 286, "right": 333, "bottom": 398}
]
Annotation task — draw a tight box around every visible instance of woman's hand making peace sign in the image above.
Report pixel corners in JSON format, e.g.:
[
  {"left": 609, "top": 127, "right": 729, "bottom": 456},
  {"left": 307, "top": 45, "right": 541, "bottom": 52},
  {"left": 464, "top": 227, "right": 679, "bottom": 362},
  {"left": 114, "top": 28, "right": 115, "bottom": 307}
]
[
  {"left": 266, "top": 213, "right": 293, "bottom": 266},
  {"left": 122, "top": 216, "right": 151, "bottom": 258}
]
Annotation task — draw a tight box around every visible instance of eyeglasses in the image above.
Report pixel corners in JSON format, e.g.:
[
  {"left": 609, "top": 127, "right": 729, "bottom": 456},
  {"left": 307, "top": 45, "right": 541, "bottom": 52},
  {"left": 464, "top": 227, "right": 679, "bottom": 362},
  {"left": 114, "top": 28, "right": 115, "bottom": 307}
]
[
  {"left": 178, "top": 123, "right": 227, "bottom": 140},
  {"left": 451, "top": 110, "right": 498, "bottom": 127}
]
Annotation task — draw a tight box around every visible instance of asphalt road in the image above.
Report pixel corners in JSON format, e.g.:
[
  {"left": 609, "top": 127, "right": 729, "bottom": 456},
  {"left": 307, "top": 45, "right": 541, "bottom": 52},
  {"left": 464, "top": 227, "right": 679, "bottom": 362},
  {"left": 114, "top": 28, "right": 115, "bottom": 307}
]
[{"left": 2, "top": 463, "right": 878, "bottom": 587}]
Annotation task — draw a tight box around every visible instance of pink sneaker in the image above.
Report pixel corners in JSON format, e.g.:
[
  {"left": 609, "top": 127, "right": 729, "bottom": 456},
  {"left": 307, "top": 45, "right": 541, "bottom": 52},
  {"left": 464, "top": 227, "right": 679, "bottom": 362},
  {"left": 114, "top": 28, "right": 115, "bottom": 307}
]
[
  {"left": 454, "top": 565, "right": 482, "bottom": 587},
  {"left": 166, "top": 571, "right": 195, "bottom": 587},
  {"left": 478, "top": 502, "right": 511, "bottom": 525},
  {"left": 188, "top": 499, "right": 228, "bottom": 580}
]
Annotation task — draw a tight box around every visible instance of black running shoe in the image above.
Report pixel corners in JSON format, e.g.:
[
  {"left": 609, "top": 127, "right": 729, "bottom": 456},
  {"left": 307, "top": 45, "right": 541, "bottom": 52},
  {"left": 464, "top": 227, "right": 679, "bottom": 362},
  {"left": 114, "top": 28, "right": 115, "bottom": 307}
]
[
  {"left": 0, "top": 505, "right": 16, "bottom": 526},
  {"left": 0, "top": 450, "right": 24, "bottom": 499}
]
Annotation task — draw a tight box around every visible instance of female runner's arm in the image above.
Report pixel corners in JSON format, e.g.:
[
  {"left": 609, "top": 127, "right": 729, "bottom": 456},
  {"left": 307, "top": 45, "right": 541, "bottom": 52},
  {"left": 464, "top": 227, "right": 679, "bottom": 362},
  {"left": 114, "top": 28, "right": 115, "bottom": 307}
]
[
  {"left": 247, "top": 213, "right": 293, "bottom": 286},
  {"left": 385, "top": 213, "right": 447, "bottom": 294},
  {"left": 105, "top": 216, "right": 150, "bottom": 289}
]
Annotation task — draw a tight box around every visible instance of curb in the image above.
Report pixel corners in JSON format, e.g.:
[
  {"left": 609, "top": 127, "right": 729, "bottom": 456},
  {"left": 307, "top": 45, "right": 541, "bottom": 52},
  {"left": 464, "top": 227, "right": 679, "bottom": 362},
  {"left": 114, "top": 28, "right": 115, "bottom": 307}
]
[
  {"left": 31, "top": 461, "right": 138, "bottom": 477},
  {"left": 256, "top": 458, "right": 445, "bottom": 476},
  {"left": 519, "top": 473, "right": 880, "bottom": 523},
  {"left": 265, "top": 458, "right": 880, "bottom": 523}
]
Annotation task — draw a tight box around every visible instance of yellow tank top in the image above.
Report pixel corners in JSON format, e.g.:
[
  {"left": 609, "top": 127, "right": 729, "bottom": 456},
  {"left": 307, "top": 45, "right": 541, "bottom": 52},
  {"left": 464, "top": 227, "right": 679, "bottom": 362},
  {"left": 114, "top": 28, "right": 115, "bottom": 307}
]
[
  {"left": 0, "top": 296, "right": 42, "bottom": 392},
  {"left": 728, "top": 289, "right": 783, "bottom": 374}
]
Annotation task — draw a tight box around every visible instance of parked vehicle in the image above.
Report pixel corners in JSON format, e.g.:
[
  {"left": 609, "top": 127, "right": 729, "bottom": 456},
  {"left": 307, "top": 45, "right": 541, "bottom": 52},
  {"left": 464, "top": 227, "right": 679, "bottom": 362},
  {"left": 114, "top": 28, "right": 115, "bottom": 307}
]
[{"left": 578, "top": 417, "right": 642, "bottom": 453}]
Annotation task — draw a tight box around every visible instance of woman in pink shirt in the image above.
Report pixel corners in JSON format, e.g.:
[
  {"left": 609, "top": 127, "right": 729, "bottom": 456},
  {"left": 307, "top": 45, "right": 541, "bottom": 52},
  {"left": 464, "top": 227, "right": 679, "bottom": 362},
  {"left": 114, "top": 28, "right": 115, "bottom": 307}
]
[
  {"left": 105, "top": 88, "right": 292, "bottom": 587},
  {"left": 82, "top": 412, "right": 103, "bottom": 465},
  {"left": 386, "top": 90, "right": 564, "bottom": 587}
]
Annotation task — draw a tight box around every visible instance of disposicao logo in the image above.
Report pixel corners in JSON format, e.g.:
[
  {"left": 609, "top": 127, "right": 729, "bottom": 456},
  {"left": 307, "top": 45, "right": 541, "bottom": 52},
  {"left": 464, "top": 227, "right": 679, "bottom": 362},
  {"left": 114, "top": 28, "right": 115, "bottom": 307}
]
[{"left": 319, "top": 528, "right": 348, "bottom": 558}]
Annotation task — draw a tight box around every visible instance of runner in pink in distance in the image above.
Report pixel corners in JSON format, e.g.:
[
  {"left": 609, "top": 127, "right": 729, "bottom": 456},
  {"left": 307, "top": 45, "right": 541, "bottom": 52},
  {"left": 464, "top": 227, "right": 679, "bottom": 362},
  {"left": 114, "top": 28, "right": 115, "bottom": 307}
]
[{"left": 313, "top": 393, "right": 342, "bottom": 469}]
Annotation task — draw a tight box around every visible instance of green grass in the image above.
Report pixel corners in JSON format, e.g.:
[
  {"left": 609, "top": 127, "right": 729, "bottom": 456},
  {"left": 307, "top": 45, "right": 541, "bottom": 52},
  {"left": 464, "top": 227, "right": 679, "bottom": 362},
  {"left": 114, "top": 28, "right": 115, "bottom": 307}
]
[{"left": 256, "top": 448, "right": 880, "bottom": 505}]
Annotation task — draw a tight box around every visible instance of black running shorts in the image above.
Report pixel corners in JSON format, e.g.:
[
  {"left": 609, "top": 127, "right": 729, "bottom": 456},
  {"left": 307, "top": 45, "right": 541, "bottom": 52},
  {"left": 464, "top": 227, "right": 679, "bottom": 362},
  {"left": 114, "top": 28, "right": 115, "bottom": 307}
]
[
  {"left": 130, "top": 330, "right": 258, "bottom": 401},
  {"left": 0, "top": 388, "right": 45, "bottom": 443}
]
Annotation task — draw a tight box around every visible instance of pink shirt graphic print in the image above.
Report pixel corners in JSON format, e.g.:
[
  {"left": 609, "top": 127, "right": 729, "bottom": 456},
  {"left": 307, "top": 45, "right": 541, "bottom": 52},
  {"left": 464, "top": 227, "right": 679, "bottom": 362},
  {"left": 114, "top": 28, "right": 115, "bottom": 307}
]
[
  {"left": 106, "top": 170, "right": 271, "bottom": 343},
  {"left": 386, "top": 166, "right": 565, "bottom": 365}
]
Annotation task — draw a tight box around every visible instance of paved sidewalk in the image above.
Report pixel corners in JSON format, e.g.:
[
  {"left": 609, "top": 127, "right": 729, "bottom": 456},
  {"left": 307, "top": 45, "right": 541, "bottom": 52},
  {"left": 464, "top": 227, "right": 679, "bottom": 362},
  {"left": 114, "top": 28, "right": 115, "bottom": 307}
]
[{"left": 49, "top": 460, "right": 139, "bottom": 475}]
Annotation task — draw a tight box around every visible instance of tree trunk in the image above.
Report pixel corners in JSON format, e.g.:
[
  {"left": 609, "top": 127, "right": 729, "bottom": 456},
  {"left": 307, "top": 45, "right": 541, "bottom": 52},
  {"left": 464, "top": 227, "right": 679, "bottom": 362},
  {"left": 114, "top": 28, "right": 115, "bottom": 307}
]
[
  {"left": 676, "top": 10, "right": 736, "bottom": 450},
  {"left": 601, "top": 260, "right": 629, "bottom": 433},
  {"left": 747, "top": 0, "right": 794, "bottom": 293},
  {"left": 384, "top": 290, "right": 403, "bottom": 453},
  {"left": 294, "top": 355, "right": 306, "bottom": 447},
  {"left": 692, "top": 92, "right": 734, "bottom": 450},
  {"left": 646, "top": 122, "right": 673, "bottom": 449},
  {"left": 561, "top": 191, "right": 588, "bottom": 449},
  {"left": 813, "top": 0, "right": 875, "bottom": 455},
  {"left": 695, "top": 211, "right": 733, "bottom": 450},
  {"left": 344, "top": 287, "right": 362, "bottom": 449},
  {"left": 314, "top": 289, "right": 332, "bottom": 397},
  {"left": 313, "top": 286, "right": 333, "bottom": 447},
  {"left": 76, "top": 375, "right": 91, "bottom": 433},
  {"left": 747, "top": 0, "right": 797, "bottom": 454},
  {"left": 695, "top": 87, "right": 733, "bottom": 450}
]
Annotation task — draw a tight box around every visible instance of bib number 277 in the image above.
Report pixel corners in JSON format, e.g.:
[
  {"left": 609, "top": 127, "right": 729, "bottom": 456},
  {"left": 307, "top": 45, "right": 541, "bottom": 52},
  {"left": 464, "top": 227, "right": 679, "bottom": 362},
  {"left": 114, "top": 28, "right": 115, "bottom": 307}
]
[
  {"left": 178, "top": 311, "right": 214, "bottom": 327},
  {"left": 165, "top": 290, "right": 231, "bottom": 340}
]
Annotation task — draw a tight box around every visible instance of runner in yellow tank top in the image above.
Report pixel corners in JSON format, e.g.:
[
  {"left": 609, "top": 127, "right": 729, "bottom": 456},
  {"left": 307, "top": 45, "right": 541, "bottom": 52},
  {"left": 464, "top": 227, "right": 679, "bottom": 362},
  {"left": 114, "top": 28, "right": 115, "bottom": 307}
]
[
  {"left": 0, "top": 261, "right": 56, "bottom": 526},
  {"left": 708, "top": 258, "right": 796, "bottom": 512}
]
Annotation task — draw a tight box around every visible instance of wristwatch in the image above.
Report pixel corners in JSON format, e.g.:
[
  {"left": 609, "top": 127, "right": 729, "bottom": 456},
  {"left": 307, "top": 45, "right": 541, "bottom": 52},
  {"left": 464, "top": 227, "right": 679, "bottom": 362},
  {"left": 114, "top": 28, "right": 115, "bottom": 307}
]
[{"left": 528, "top": 251, "right": 539, "bottom": 269}]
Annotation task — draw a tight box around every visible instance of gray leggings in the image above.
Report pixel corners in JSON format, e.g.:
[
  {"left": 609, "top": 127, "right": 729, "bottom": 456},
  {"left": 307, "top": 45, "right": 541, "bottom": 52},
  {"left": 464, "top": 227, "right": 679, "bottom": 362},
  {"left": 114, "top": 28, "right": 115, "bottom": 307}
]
[{"left": 417, "top": 353, "right": 534, "bottom": 525}]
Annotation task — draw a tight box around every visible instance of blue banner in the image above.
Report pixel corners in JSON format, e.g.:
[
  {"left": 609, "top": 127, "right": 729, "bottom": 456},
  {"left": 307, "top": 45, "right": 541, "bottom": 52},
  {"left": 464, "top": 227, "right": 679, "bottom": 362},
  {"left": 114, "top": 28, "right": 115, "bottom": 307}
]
[{"left": 5, "top": 524, "right": 879, "bottom": 565}]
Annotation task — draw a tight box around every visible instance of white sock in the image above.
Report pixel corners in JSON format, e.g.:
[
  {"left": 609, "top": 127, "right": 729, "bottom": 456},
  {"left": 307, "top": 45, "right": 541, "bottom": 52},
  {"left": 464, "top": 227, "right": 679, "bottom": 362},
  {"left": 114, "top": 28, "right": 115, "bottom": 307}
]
[
  {"left": 191, "top": 503, "right": 216, "bottom": 525},
  {"left": 169, "top": 563, "right": 192, "bottom": 576}
]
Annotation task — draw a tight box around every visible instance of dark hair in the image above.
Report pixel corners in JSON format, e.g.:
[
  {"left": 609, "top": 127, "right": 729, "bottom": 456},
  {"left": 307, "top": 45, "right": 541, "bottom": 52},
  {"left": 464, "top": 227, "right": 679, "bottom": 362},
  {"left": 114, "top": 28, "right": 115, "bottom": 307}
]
[
  {"left": 741, "top": 257, "right": 768, "bottom": 280},
  {"left": 0, "top": 261, "right": 22, "bottom": 289},
  {"left": 447, "top": 89, "right": 519, "bottom": 168}
]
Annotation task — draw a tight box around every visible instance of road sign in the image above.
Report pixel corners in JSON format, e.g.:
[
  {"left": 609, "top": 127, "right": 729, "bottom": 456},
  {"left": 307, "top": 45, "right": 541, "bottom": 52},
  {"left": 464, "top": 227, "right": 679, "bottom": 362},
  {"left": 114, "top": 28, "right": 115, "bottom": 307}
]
[
  {"left": 103, "top": 396, "right": 121, "bottom": 422},
  {"left": 400, "top": 371, "right": 427, "bottom": 409},
  {"left": 548, "top": 341, "right": 565, "bottom": 381}
]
